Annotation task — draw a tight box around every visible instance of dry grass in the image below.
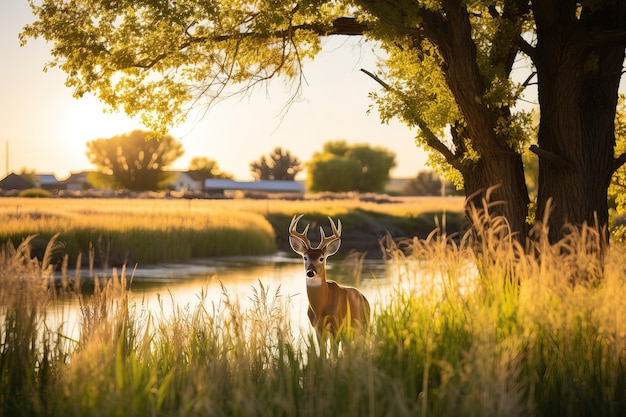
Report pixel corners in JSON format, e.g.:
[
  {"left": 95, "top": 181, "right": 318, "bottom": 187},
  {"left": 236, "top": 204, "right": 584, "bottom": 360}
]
[
  {"left": 0, "top": 196, "right": 464, "bottom": 265},
  {"left": 1, "top": 199, "right": 624, "bottom": 417},
  {"left": 0, "top": 195, "right": 464, "bottom": 219}
]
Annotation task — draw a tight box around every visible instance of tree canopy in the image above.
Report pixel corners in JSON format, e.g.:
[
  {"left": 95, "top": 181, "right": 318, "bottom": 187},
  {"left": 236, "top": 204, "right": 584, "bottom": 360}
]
[
  {"left": 307, "top": 140, "right": 396, "bottom": 192},
  {"left": 22, "top": 0, "right": 626, "bottom": 245},
  {"left": 86, "top": 130, "right": 184, "bottom": 191},
  {"left": 250, "top": 147, "right": 302, "bottom": 180},
  {"left": 189, "top": 157, "right": 233, "bottom": 180}
]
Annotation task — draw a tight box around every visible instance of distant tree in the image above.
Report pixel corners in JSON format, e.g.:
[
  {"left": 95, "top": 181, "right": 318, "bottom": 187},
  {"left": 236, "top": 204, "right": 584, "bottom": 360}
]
[
  {"left": 347, "top": 145, "right": 396, "bottom": 193},
  {"left": 404, "top": 171, "right": 443, "bottom": 196},
  {"left": 307, "top": 154, "right": 361, "bottom": 193},
  {"left": 307, "top": 141, "right": 396, "bottom": 193},
  {"left": 250, "top": 147, "right": 302, "bottom": 181},
  {"left": 403, "top": 170, "right": 461, "bottom": 196},
  {"left": 189, "top": 157, "right": 232, "bottom": 180},
  {"left": 18, "top": 167, "right": 37, "bottom": 187},
  {"left": 86, "top": 130, "right": 184, "bottom": 191}
]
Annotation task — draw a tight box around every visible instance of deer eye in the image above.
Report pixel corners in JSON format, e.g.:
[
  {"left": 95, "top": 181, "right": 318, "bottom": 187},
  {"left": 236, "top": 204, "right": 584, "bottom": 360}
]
[
  {"left": 319, "top": 257, "right": 324, "bottom": 262},
  {"left": 303, "top": 256, "right": 308, "bottom": 261}
]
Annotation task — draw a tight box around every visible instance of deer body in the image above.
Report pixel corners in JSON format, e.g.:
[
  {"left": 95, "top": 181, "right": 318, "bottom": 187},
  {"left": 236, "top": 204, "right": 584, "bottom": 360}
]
[{"left": 289, "top": 215, "right": 370, "bottom": 337}]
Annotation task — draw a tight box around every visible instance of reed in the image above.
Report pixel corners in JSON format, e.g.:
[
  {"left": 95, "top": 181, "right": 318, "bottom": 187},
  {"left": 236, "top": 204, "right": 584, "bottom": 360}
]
[
  {"left": 0, "top": 237, "right": 74, "bottom": 416},
  {"left": 0, "top": 204, "right": 624, "bottom": 417}
]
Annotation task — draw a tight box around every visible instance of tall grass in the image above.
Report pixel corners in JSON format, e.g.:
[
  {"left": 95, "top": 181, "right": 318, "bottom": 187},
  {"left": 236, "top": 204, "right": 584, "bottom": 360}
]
[
  {"left": 0, "top": 199, "right": 278, "bottom": 264},
  {"left": 1, "top": 206, "right": 624, "bottom": 416},
  {"left": 0, "top": 196, "right": 464, "bottom": 266}
]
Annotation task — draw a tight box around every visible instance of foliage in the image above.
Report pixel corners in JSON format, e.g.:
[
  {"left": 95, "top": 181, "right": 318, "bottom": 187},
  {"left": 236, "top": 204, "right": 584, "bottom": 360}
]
[
  {"left": 20, "top": 0, "right": 332, "bottom": 135},
  {"left": 1, "top": 209, "right": 625, "bottom": 417},
  {"left": 307, "top": 140, "right": 396, "bottom": 193},
  {"left": 86, "top": 130, "right": 184, "bottom": 191},
  {"left": 20, "top": 0, "right": 626, "bottom": 243},
  {"left": 249, "top": 147, "right": 302, "bottom": 180},
  {"left": 609, "top": 96, "right": 626, "bottom": 243},
  {"left": 189, "top": 156, "right": 233, "bottom": 179},
  {"left": 17, "top": 188, "right": 52, "bottom": 198},
  {"left": 610, "top": 95, "right": 626, "bottom": 213}
]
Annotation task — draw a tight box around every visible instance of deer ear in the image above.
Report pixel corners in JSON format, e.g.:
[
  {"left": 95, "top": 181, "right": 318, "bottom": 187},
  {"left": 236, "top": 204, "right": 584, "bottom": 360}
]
[
  {"left": 289, "top": 236, "right": 308, "bottom": 256},
  {"left": 323, "top": 239, "right": 341, "bottom": 257}
]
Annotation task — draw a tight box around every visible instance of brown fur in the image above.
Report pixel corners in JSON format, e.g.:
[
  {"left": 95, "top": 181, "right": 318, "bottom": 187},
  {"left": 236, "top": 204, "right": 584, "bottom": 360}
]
[{"left": 306, "top": 279, "right": 370, "bottom": 336}]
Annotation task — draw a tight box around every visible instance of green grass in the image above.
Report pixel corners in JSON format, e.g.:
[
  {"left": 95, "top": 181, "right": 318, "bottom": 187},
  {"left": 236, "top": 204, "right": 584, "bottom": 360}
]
[{"left": 1, "top": 206, "right": 625, "bottom": 417}]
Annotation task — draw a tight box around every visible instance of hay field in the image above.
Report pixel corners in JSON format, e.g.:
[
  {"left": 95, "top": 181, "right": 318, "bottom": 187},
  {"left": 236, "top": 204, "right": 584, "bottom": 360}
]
[{"left": 0, "top": 196, "right": 465, "bottom": 265}]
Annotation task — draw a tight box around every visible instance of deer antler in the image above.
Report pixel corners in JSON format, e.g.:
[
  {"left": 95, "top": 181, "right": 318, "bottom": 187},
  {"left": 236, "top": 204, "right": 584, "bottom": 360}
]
[
  {"left": 290, "top": 215, "right": 342, "bottom": 250},
  {"left": 289, "top": 214, "right": 312, "bottom": 250},
  {"left": 318, "top": 216, "right": 342, "bottom": 250}
]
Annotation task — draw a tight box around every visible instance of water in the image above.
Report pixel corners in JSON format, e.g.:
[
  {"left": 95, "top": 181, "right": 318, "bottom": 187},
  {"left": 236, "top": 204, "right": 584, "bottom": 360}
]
[{"left": 58, "top": 252, "right": 393, "bottom": 340}]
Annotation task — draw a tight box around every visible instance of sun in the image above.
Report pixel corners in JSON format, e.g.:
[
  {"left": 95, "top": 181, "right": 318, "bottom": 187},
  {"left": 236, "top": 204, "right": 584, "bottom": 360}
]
[{"left": 59, "top": 95, "right": 144, "bottom": 147}]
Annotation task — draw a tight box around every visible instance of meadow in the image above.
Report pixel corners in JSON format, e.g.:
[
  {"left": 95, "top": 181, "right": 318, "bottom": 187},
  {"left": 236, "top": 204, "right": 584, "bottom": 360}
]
[
  {"left": 0, "top": 196, "right": 466, "bottom": 266},
  {"left": 0, "top": 197, "right": 624, "bottom": 417}
]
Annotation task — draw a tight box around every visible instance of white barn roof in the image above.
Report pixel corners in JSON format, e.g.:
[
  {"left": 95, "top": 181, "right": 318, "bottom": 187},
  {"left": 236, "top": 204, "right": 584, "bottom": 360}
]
[{"left": 204, "top": 179, "right": 304, "bottom": 193}]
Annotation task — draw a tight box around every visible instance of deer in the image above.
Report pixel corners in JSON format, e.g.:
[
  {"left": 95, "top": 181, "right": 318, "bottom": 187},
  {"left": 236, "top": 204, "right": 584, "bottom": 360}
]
[{"left": 289, "top": 214, "right": 371, "bottom": 338}]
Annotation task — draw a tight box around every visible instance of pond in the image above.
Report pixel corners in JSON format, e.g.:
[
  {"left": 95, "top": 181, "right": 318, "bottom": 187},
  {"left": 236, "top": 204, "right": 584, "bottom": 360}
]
[{"left": 56, "top": 252, "right": 396, "bottom": 341}]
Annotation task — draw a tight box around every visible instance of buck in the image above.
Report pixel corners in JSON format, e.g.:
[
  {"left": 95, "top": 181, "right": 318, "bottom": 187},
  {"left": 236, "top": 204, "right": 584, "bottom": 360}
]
[{"left": 289, "top": 214, "right": 370, "bottom": 337}]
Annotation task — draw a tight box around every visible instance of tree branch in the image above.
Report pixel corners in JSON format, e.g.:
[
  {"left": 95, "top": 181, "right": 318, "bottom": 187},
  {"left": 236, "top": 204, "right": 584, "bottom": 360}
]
[
  {"left": 521, "top": 71, "right": 537, "bottom": 88},
  {"left": 614, "top": 151, "right": 626, "bottom": 172},
  {"left": 360, "top": 68, "right": 464, "bottom": 173},
  {"left": 529, "top": 144, "right": 569, "bottom": 168},
  {"left": 516, "top": 34, "right": 536, "bottom": 61},
  {"left": 331, "top": 17, "right": 370, "bottom": 36},
  {"left": 572, "top": 29, "right": 626, "bottom": 48},
  {"left": 133, "top": 17, "right": 370, "bottom": 70}
]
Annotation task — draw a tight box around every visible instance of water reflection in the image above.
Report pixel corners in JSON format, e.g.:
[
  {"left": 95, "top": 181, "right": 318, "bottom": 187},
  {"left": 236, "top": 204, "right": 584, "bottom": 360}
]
[
  {"left": 137, "top": 253, "right": 389, "bottom": 333},
  {"left": 69, "top": 253, "right": 392, "bottom": 339}
]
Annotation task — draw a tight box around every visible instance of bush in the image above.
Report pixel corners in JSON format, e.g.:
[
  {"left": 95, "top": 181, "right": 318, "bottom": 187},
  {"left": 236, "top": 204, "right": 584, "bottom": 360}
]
[{"left": 18, "top": 188, "right": 52, "bottom": 198}]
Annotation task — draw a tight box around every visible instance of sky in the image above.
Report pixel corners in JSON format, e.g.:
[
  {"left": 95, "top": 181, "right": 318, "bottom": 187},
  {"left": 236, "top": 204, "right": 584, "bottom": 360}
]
[{"left": 1, "top": 1, "right": 429, "bottom": 181}]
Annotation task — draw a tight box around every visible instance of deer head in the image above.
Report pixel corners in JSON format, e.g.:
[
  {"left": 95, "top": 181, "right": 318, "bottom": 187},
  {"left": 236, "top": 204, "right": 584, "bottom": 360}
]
[{"left": 289, "top": 214, "right": 342, "bottom": 284}]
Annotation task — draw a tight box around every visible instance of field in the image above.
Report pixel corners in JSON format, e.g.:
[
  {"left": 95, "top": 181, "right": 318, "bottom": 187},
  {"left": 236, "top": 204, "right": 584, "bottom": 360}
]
[
  {"left": 0, "top": 196, "right": 625, "bottom": 417},
  {"left": 0, "top": 196, "right": 466, "bottom": 265}
]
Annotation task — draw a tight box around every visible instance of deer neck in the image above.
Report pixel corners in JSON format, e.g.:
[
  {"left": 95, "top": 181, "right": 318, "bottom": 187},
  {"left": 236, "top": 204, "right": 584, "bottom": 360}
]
[{"left": 306, "top": 272, "right": 329, "bottom": 316}]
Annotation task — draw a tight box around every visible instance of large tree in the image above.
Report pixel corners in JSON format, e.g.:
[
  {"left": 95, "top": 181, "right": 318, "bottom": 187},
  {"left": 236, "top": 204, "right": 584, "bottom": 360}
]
[
  {"left": 308, "top": 140, "right": 396, "bottom": 192},
  {"left": 22, "top": 0, "right": 626, "bottom": 244},
  {"left": 86, "top": 130, "right": 184, "bottom": 191}
]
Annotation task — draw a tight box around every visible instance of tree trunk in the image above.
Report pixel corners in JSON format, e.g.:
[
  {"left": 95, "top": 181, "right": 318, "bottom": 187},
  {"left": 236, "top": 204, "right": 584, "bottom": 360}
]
[
  {"left": 436, "top": 0, "right": 530, "bottom": 242},
  {"left": 463, "top": 151, "right": 530, "bottom": 242},
  {"left": 533, "top": 4, "right": 625, "bottom": 244}
]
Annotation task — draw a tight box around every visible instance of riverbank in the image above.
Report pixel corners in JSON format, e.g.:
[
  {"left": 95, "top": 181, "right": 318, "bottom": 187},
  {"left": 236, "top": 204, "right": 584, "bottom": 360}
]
[
  {"left": 0, "top": 196, "right": 465, "bottom": 266},
  {"left": 1, "top": 216, "right": 624, "bottom": 417}
]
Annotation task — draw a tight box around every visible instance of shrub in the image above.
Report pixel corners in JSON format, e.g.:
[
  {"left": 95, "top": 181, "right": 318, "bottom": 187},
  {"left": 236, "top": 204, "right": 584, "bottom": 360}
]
[{"left": 18, "top": 188, "right": 52, "bottom": 198}]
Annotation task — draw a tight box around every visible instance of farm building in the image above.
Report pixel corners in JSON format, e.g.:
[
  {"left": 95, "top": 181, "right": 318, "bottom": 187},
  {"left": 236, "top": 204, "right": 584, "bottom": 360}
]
[
  {"left": 0, "top": 172, "right": 59, "bottom": 191},
  {"left": 204, "top": 179, "right": 304, "bottom": 195},
  {"left": 0, "top": 173, "right": 30, "bottom": 190}
]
